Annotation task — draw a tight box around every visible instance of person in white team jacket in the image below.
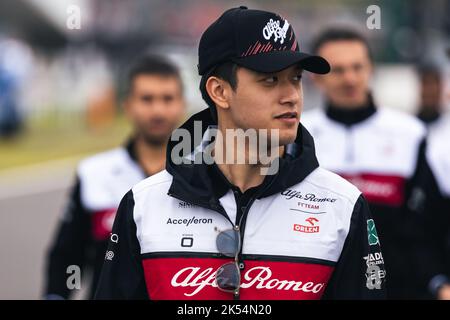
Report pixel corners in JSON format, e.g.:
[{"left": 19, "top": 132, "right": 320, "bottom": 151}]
[
  {"left": 95, "top": 7, "right": 386, "bottom": 300},
  {"left": 413, "top": 114, "right": 450, "bottom": 299},
  {"left": 300, "top": 28, "right": 441, "bottom": 299},
  {"left": 44, "top": 55, "right": 185, "bottom": 299}
]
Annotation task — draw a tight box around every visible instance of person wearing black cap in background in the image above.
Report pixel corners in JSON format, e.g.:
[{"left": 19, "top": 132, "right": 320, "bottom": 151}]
[
  {"left": 301, "top": 28, "right": 441, "bottom": 299},
  {"left": 95, "top": 6, "right": 385, "bottom": 300}
]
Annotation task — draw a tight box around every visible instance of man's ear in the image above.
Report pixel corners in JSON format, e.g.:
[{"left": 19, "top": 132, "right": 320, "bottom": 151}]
[{"left": 206, "top": 76, "right": 231, "bottom": 111}]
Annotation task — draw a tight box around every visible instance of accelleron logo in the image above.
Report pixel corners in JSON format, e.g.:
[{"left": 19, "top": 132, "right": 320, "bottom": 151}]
[{"left": 167, "top": 216, "right": 213, "bottom": 227}]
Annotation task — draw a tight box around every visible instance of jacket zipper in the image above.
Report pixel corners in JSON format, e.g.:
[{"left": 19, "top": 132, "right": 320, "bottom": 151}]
[
  {"left": 169, "top": 175, "right": 277, "bottom": 300},
  {"left": 345, "top": 126, "right": 354, "bottom": 164},
  {"left": 231, "top": 176, "right": 278, "bottom": 300}
]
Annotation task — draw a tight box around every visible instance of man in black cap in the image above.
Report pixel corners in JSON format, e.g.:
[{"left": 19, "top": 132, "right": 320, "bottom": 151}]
[{"left": 95, "top": 6, "right": 385, "bottom": 300}]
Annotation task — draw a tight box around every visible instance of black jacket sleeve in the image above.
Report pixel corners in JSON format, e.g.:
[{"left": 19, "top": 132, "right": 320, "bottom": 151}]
[
  {"left": 94, "top": 190, "right": 149, "bottom": 299},
  {"left": 405, "top": 139, "right": 450, "bottom": 297},
  {"left": 410, "top": 176, "right": 450, "bottom": 297},
  {"left": 44, "top": 177, "right": 92, "bottom": 299},
  {"left": 419, "top": 195, "right": 450, "bottom": 297},
  {"left": 323, "top": 195, "right": 387, "bottom": 299}
]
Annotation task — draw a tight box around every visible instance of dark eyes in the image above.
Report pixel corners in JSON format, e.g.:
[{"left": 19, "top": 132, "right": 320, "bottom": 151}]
[
  {"left": 332, "top": 64, "right": 364, "bottom": 74},
  {"left": 262, "top": 74, "right": 302, "bottom": 84},
  {"left": 264, "top": 76, "right": 277, "bottom": 83},
  {"left": 140, "top": 94, "right": 176, "bottom": 103}
]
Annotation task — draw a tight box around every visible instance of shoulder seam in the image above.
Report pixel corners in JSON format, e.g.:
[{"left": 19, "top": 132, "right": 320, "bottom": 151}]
[
  {"left": 133, "top": 174, "right": 172, "bottom": 195},
  {"left": 304, "top": 170, "right": 361, "bottom": 205}
]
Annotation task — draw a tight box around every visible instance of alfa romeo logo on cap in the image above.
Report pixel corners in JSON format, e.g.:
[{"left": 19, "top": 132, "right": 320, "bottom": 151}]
[{"left": 262, "top": 18, "right": 290, "bottom": 44}]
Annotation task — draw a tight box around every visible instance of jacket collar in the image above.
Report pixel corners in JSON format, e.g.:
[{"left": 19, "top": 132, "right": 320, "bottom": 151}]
[
  {"left": 166, "top": 108, "right": 319, "bottom": 209},
  {"left": 124, "top": 138, "right": 152, "bottom": 177},
  {"left": 325, "top": 93, "right": 377, "bottom": 126}
]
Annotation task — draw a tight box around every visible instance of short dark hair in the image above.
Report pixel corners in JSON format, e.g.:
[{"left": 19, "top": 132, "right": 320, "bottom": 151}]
[
  {"left": 199, "top": 61, "right": 239, "bottom": 121},
  {"left": 417, "top": 63, "right": 442, "bottom": 81},
  {"left": 312, "top": 28, "right": 373, "bottom": 62},
  {"left": 127, "top": 55, "right": 183, "bottom": 95}
]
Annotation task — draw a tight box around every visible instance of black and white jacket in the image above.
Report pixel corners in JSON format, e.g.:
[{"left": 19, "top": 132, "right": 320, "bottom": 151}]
[
  {"left": 45, "top": 141, "right": 146, "bottom": 299},
  {"left": 95, "top": 108, "right": 386, "bottom": 300},
  {"left": 301, "top": 98, "right": 437, "bottom": 298},
  {"left": 416, "top": 114, "right": 450, "bottom": 297}
]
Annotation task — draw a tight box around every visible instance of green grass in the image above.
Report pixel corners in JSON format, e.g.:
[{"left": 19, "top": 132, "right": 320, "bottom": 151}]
[{"left": 0, "top": 116, "right": 132, "bottom": 171}]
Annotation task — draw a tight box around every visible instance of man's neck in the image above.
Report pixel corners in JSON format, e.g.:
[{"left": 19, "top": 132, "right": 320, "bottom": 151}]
[
  {"left": 326, "top": 94, "right": 376, "bottom": 126},
  {"left": 213, "top": 126, "right": 284, "bottom": 192},
  {"left": 134, "top": 136, "right": 167, "bottom": 176},
  {"left": 329, "top": 95, "right": 370, "bottom": 110}
]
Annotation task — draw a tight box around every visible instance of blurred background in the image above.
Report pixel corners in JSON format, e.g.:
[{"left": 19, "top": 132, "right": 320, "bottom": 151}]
[{"left": 0, "top": 0, "right": 449, "bottom": 299}]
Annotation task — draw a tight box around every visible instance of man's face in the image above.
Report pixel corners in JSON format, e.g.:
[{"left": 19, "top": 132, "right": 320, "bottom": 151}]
[
  {"left": 225, "top": 65, "right": 303, "bottom": 146},
  {"left": 313, "top": 40, "right": 372, "bottom": 108},
  {"left": 420, "top": 73, "right": 442, "bottom": 110},
  {"left": 126, "top": 74, "right": 184, "bottom": 145}
]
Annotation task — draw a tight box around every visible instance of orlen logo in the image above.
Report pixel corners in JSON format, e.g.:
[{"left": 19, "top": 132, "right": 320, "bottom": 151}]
[{"left": 293, "top": 217, "right": 319, "bottom": 233}]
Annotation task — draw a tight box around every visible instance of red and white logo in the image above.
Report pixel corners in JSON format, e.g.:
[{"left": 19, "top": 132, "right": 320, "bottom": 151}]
[
  {"left": 91, "top": 208, "right": 117, "bottom": 241},
  {"left": 293, "top": 217, "right": 320, "bottom": 233},
  {"left": 340, "top": 173, "right": 405, "bottom": 206},
  {"left": 142, "top": 258, "right": 334, "bottom": 300},
  {"left": 171, "top": 266, "right": 325, "bottom": 297}
]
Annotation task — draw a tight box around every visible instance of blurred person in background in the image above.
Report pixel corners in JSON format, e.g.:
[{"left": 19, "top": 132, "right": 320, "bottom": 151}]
[
  {"left": 301, "top": 28, "right": 436, "bottom": 299},
  {"left": 0, "top": 64, "right": 22, "bottom": 138},
  {"left": 44, "top": 55, "right": 186, "bottom": 299},
  {"left": 412, "top": 50, "right": 450, "bottom": 300},
  {"left": 0, "top": 37, "right": 31, "bottom": 138},
  {"left": 412, "top": 112, "right": 450, "bottom": 300},
  {"left": 416, "top": 64, "right": 444, "bottom": 127}
]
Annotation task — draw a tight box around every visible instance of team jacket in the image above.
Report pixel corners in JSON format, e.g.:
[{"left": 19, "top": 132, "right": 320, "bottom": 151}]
[
  {"left": 95, "top": 108, "right": 386, "bottom": 300},
  {"left": 45, "top": 141, "right": 146, "bottom": 299},
  {"left": 415, "top": 114, "right": 450, "bottom": 297},
  {"left": 301, "top": 99, "right": 433, "bottom": 298}
]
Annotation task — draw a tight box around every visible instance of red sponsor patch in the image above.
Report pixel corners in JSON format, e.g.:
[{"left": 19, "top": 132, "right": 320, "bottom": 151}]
[
  {"left": 91, "top": 209, "right": 116, "bottom": 241},
  {"left": 293, "top": 224, "right": 320, "bottom": 233},
  {"left": 340, "top": 173, "right": 405, "bottom": 206},
  {"left": 142, "top": 257, "right": 334, "bottom": 300},
  {"left": 293, "top": 217, "right": 320, "bottom": 233}
]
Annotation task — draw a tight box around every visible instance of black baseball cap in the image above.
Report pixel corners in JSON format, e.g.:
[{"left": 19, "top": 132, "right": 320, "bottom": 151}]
[{"left": 198, "top": 6, "right": 330, "bottom": 76}]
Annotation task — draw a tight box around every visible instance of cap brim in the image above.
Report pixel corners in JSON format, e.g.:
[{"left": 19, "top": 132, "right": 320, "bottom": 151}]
[
  {"left": 232, "top": 51, "right": 330, "bottom": 74},
  {"left": 233, "top": 51, "right": 330, "bottom": 74}
]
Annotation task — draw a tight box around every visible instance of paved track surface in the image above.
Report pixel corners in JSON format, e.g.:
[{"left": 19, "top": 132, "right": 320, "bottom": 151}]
[{"left": 0, "top": 161, "right": 90, "bottom": 299}]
